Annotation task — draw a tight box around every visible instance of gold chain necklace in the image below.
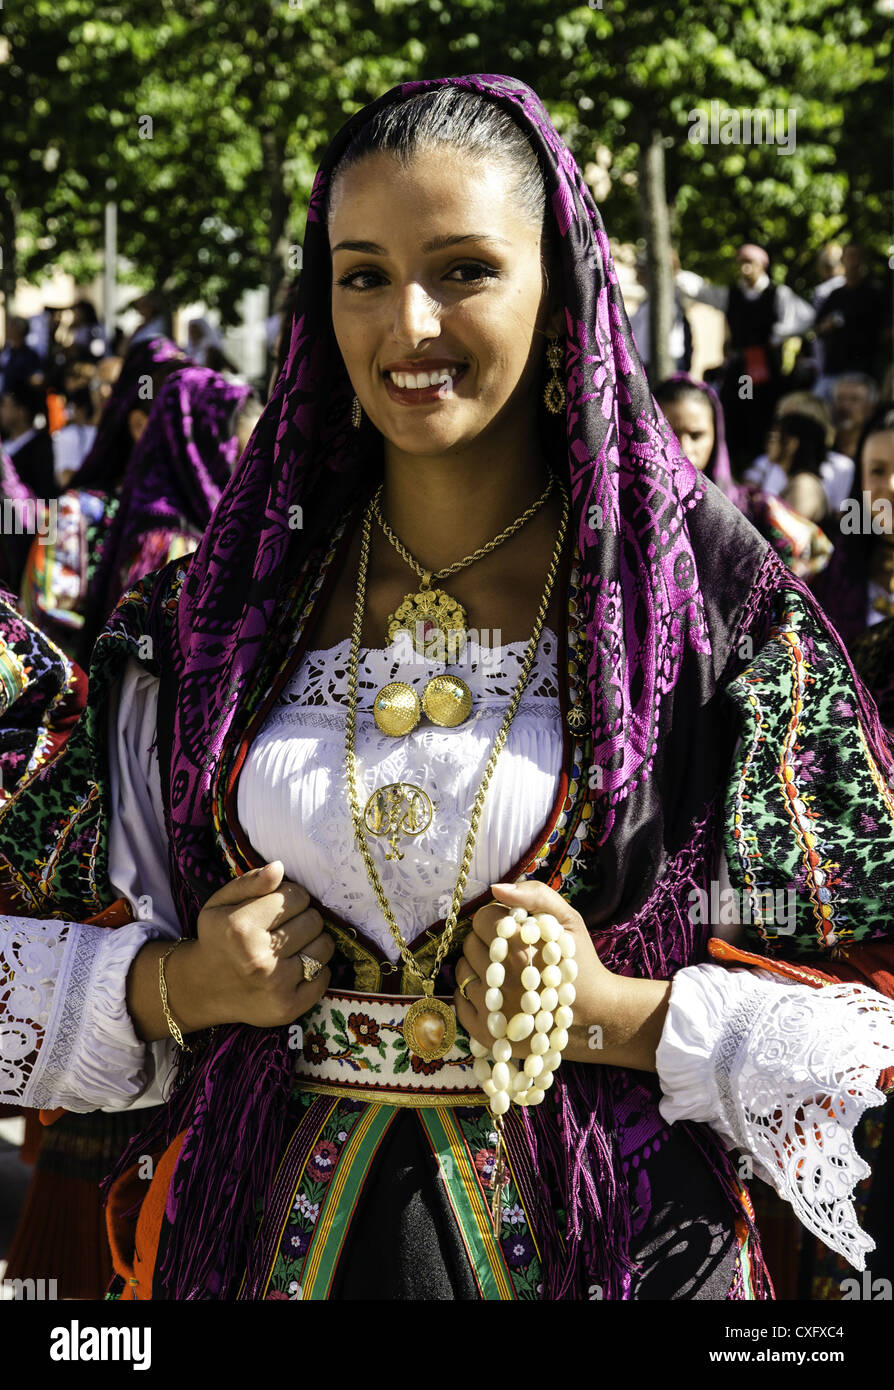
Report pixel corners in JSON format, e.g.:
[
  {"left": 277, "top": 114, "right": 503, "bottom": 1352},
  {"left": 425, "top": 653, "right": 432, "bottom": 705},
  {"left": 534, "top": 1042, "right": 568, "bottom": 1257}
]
[
  {"left": 345, "top": 483, "right": 570, "bottom": 1060},
  {"left": 373, "top": 471, "right": 556, "bottom": 661}
]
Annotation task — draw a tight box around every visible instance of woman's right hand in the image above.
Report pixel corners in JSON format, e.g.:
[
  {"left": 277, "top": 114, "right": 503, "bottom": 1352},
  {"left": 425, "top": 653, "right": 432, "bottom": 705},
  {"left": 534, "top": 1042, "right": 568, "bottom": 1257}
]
[{"left": 127, "top": 861, "right": 334, "bottom": 1040}]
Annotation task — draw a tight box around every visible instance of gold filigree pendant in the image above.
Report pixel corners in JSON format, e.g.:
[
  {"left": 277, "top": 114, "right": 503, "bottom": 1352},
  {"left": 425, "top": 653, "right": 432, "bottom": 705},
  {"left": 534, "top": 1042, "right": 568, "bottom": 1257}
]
[
  {"left": 403, "top": 993, "right": 457, "bottom": 1061},
  {"left": 387, "top": 587, "right": 468, "bottom": 660}
]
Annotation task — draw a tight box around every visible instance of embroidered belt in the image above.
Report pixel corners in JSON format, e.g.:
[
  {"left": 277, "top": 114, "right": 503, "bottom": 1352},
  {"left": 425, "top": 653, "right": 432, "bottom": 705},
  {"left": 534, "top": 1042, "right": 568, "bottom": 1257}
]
[{"left": 292, "top": 988, "right": 486, "bottom": 1106}]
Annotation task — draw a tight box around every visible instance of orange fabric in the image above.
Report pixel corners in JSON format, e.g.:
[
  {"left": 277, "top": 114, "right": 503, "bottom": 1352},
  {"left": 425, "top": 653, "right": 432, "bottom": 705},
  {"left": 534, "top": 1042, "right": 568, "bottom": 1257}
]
[
  {"left": 706, "top": 937, "right": 835, "bottom": 987},
  {"left": 3, "top": 1165, "right": 114, "bottom": 1298},
  {"left": 46, "top": 393, "right": 67, "bottom": 434},
  {"left": 20, "top": 1110, "right": 42, "bottom": 1164},
  {"left": 105, "top": 1130, "right": 187, "bottom": 1300}
]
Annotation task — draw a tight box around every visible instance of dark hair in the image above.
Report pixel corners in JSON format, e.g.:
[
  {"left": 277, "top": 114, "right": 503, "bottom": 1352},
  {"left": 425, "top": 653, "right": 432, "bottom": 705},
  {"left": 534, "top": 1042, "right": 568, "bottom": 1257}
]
[
  {"left": 1, "top": 380, "right": 46, "bottom": 423},
  {"left": 68, "top": 385, "right": 94, "bottom": 414},
  {"left": 855, "top": 402, "right": 894, "bottom": 472},
  {"left": 326, "top": 86, "right": 557, "bottom": 294},
  {"left": 777, "top": 411, "right": 826, "bottom": 477},
  {"left": 653, "top": 379, "right": 713, "bottom": 414},
  {"left": 74, "top": 299, "right": 99, "bottom": 325},
  {"left": 128, "top": 358, "right": 188, "bottom": 422}
]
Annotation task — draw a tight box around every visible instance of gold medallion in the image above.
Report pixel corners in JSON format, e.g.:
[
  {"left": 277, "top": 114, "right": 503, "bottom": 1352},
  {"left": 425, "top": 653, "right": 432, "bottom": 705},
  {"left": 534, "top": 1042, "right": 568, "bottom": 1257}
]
[
  {"left": 421, "top": 674, "right": 473, "bottom": 728},
  {"left": 373, "top": 682, "right": 421, "bottom": 736},
  {"left": 363, "top": 782, "right": 433, "bottom": 860},
  {"left": 387, "top": 587, "right": 468, "bottom": 659},
  {"left": 403, "top": 993, "right": 457, "bottom": 1062}
]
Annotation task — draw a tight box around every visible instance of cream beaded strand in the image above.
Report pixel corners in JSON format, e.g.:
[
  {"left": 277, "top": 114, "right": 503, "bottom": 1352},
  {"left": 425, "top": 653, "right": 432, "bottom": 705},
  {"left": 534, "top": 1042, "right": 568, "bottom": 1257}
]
[{"left": 468, "top": 907, "right": 578, "bottom": 1111}]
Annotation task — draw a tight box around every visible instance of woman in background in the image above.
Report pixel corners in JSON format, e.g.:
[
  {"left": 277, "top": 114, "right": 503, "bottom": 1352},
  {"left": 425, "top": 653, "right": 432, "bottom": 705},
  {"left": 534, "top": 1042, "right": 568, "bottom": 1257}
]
[{"left": 654, "top": 375, "right": 832, "bottom": 581}]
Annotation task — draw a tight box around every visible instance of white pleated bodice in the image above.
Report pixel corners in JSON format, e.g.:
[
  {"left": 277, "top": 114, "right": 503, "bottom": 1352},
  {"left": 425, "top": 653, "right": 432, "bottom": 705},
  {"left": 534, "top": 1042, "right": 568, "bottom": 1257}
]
[{"left": 236, "top": 627, "right": 563, "bottom": 959}]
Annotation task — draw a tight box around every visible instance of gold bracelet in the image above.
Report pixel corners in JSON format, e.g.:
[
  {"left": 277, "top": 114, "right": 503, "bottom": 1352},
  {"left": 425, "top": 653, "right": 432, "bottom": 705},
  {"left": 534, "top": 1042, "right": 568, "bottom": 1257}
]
[{"left": 159, "top": 942, "right": 192, "bottom": 1052}]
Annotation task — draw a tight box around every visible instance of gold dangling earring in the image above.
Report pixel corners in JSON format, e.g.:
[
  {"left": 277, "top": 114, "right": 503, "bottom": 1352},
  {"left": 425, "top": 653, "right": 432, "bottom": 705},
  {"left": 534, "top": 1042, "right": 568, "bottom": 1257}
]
[
  {"left": 543, "top": 334, "right": 566, "bottom": 414},
  {"left": 351, "top": 394, "right": 362, "bottom": 429}
]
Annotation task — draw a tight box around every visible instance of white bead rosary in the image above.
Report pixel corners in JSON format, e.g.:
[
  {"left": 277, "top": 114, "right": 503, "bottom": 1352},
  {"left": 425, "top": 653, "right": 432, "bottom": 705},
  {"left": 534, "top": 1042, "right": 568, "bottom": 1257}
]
[{"left": 468, "top": 907, "right": 578, "bottom": 1114}]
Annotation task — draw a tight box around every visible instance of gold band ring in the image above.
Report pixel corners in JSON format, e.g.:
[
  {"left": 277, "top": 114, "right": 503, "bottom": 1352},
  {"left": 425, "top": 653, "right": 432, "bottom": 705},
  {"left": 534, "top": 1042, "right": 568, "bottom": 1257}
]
[{"left": 458, "top": 970, "right": 479, "bottom": 1002}]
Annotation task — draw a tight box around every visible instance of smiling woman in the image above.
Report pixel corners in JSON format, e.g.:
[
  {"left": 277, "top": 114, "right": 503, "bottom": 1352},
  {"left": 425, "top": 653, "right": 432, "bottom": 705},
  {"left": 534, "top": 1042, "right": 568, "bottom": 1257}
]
[
  {"left": 1, "top": 75, "right": 894, "bottom": 1305},
  {"left": 328, "top": 149, "right": 559, "bottom": 485}
]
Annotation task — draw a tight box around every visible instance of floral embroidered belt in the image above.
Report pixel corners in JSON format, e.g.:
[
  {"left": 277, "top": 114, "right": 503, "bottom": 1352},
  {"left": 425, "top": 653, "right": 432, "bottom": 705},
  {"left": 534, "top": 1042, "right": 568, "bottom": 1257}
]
[{"left": 293, "top": 988, "right": 485, "bottom": 1105}]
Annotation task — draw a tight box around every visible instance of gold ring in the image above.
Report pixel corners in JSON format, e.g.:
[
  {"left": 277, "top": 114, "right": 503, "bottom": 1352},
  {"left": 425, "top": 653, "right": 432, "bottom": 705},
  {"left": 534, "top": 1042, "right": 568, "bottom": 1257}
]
[
  {"left": 299, "top": 952, "right": 323, "bottom": 983},
  {"left": 458, "top": 970, "right": 479, "bottom": 1002}
]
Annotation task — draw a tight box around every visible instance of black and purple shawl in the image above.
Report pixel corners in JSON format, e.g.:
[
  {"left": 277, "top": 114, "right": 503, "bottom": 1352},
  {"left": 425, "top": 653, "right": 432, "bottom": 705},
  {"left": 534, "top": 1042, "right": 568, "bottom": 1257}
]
[
  {"left": 79, "top": 366, "right": 252, "bottom": 659},
  {"left": 71, "top": 336, "right": 187, "bottom": 494},
  {"left": 0, "top": 449, "right": 36, "bottom": 592},
  {"left": 3, "top": 74, "right": 892, "bottom": 1300}
]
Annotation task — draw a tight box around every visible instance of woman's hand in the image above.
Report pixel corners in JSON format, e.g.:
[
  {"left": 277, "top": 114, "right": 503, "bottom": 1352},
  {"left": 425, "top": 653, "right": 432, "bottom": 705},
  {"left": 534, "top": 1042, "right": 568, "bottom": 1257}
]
[
  {"left": 452, "top": 880, "right": 671, "bottom": 1071},
  {"left": 126, "top": 861, "right": 334, "bottom": 1041}
]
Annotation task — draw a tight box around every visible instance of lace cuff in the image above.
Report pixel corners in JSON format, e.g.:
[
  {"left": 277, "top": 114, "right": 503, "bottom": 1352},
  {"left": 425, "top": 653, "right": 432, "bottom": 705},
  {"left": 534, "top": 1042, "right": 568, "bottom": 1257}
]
[
  {"left": 2, "top": 916, "right": 168, "bottom": 1112},
  {"left": 656, "top": 962, "right": 894, "bottom": 1269}
]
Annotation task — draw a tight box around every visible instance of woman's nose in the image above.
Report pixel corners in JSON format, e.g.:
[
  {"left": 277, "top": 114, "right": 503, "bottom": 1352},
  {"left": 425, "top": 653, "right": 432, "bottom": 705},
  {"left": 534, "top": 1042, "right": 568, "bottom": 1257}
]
[{"left": 391, "top": 281, "right": 442, "bottom": 342}]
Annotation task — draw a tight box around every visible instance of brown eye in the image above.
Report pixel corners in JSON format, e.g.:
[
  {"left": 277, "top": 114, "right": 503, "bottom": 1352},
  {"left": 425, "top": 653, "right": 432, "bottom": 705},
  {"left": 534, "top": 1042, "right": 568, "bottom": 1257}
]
[{"left": 446, "top": 262, "right": 499, "bottom": 283}]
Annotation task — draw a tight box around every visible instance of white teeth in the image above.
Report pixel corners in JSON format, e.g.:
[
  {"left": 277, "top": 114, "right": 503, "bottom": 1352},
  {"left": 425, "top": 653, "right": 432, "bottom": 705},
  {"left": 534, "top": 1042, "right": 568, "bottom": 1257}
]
[{"left": 388, "top": 366, "right": 463, "bottom": 389}]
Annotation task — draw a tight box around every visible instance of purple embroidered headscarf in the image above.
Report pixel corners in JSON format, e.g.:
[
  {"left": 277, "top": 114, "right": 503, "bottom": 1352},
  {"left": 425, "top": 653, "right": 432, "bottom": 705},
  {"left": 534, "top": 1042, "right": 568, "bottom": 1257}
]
[
  {"left": 105, "top": 74, "right": 892, "bottom": 1300},
  {"left": 83, "top": 366, "right": 252, "bottom": 648},
  {"left": 1, "top": 449, "right": 37, "bottom": 591},
  {"left": 71, "top": 336, "right": 187, "bottom": 493}
]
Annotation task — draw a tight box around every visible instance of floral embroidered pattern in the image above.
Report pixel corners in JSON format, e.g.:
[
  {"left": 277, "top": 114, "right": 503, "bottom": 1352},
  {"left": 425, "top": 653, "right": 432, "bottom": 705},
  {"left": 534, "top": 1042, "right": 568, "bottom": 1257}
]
[
  {"left": 454, "top": 1106, "right": 543, "bottom": 1300},
  {"left": 295, "top": 989, "right": 475, "bottom": 1095}
]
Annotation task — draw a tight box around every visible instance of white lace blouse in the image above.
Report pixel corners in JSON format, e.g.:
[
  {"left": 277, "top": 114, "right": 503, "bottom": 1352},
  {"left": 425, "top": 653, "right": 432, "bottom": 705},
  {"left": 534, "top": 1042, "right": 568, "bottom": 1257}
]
[
  {"left": 1, "top": 629, "right": 893, "bottom": 1270},
  {"left": 234, "top": 628, "right": 564, "bottom": 957}
]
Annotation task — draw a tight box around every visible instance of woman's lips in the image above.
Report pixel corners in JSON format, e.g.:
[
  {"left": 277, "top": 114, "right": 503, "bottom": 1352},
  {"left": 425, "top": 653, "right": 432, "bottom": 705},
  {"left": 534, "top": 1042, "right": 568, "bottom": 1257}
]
[{"left": 383, "top": 364, "right": 468, "bottom": 404}]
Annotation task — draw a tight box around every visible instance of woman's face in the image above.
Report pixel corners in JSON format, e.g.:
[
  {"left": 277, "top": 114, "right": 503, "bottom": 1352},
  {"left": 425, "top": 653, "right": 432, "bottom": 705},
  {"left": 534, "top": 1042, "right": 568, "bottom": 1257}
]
[
  {"left": 765, "top": 423, "right": 798, "bottom": 469},
  {"left": 662, "top": 395, "right": 715, "bottom": 472},
  {"left": 328, "top": 149, "right": 558, "bottom": 459},
  {"left": 861, "top": 429, "right": 894, "bottom": 545}
]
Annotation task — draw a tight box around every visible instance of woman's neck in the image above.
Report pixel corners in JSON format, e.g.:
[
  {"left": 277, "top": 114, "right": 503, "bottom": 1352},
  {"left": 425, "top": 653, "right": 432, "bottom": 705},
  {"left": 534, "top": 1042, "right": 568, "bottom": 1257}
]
[{"left": 380, "top": 449, "right": 553, "bottom": 572}]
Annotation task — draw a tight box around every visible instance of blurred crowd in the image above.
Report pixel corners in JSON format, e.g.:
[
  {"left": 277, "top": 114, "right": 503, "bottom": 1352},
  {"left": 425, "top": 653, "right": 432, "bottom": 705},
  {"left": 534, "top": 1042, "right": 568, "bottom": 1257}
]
[
  {"left": 0, "top": 242, "right": 891, "bottom": 726},
  {"left": 0, "top": 284, "right": 299, "bottom": 663},
  {"left": 637, "top": 237, "right": 893, "bottom": 729}
]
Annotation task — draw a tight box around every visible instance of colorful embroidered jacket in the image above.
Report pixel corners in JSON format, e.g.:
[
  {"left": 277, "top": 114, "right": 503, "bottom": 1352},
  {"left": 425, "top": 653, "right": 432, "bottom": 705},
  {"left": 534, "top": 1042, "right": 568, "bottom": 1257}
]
[{"left": 1, "top": 526, "right": 893, "bottom": 1300}]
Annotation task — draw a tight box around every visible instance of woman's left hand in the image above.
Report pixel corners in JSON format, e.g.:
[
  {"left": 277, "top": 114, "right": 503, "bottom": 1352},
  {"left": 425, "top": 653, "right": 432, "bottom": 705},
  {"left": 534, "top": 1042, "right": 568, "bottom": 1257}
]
[{"left": 453, "top": 879, "right": 670, "bottom": 1070}]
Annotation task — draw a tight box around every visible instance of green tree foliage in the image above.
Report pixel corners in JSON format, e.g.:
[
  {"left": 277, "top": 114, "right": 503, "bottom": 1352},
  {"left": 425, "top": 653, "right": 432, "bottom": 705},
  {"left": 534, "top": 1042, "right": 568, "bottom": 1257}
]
[{"left": 2, "top": 0, "right": 889, "bottom": 319}]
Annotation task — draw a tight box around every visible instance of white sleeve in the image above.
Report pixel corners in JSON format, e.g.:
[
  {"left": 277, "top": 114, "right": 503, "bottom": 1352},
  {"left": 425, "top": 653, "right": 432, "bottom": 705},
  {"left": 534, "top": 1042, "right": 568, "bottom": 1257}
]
[
  {"left": 0, "top": 657, "right": 180, "bottom": 1113},
  {"left": 675, "top": 271, "right": 729, "bottom": 312},
  {"left": 655, "top": 962, "right": 894, "bottom": 1269},
  {"left": 770, "top": 284, "right": 816, "bottom": 343}
]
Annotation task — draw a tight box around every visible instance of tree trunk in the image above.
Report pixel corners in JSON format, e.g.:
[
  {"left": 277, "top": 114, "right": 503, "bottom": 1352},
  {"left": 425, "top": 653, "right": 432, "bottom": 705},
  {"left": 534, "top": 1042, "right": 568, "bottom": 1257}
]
[
  {"left": 0, "top": 191, "right": 19, "bottom": 317},
  {"left": 638, "top": 127, "right": 674, "bottom": 386},
  {"left": 262, "top": 127, "right": 289, "bottom": 307}
]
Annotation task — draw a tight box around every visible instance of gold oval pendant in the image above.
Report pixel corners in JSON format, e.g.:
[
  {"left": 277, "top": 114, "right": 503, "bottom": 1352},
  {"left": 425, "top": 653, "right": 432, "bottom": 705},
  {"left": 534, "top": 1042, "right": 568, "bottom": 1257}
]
[
  {"left": 422, "top": 674, "right": 473, "bottom": 728},
  {"left": 387, "top": 587, "right": 468, "bottom": 660},
  {"left": 373, "top": 681, "right": 421, "bottom": 736},
  {"left": 403, "top": 995, "right": 457, "bottom": 1061}
]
